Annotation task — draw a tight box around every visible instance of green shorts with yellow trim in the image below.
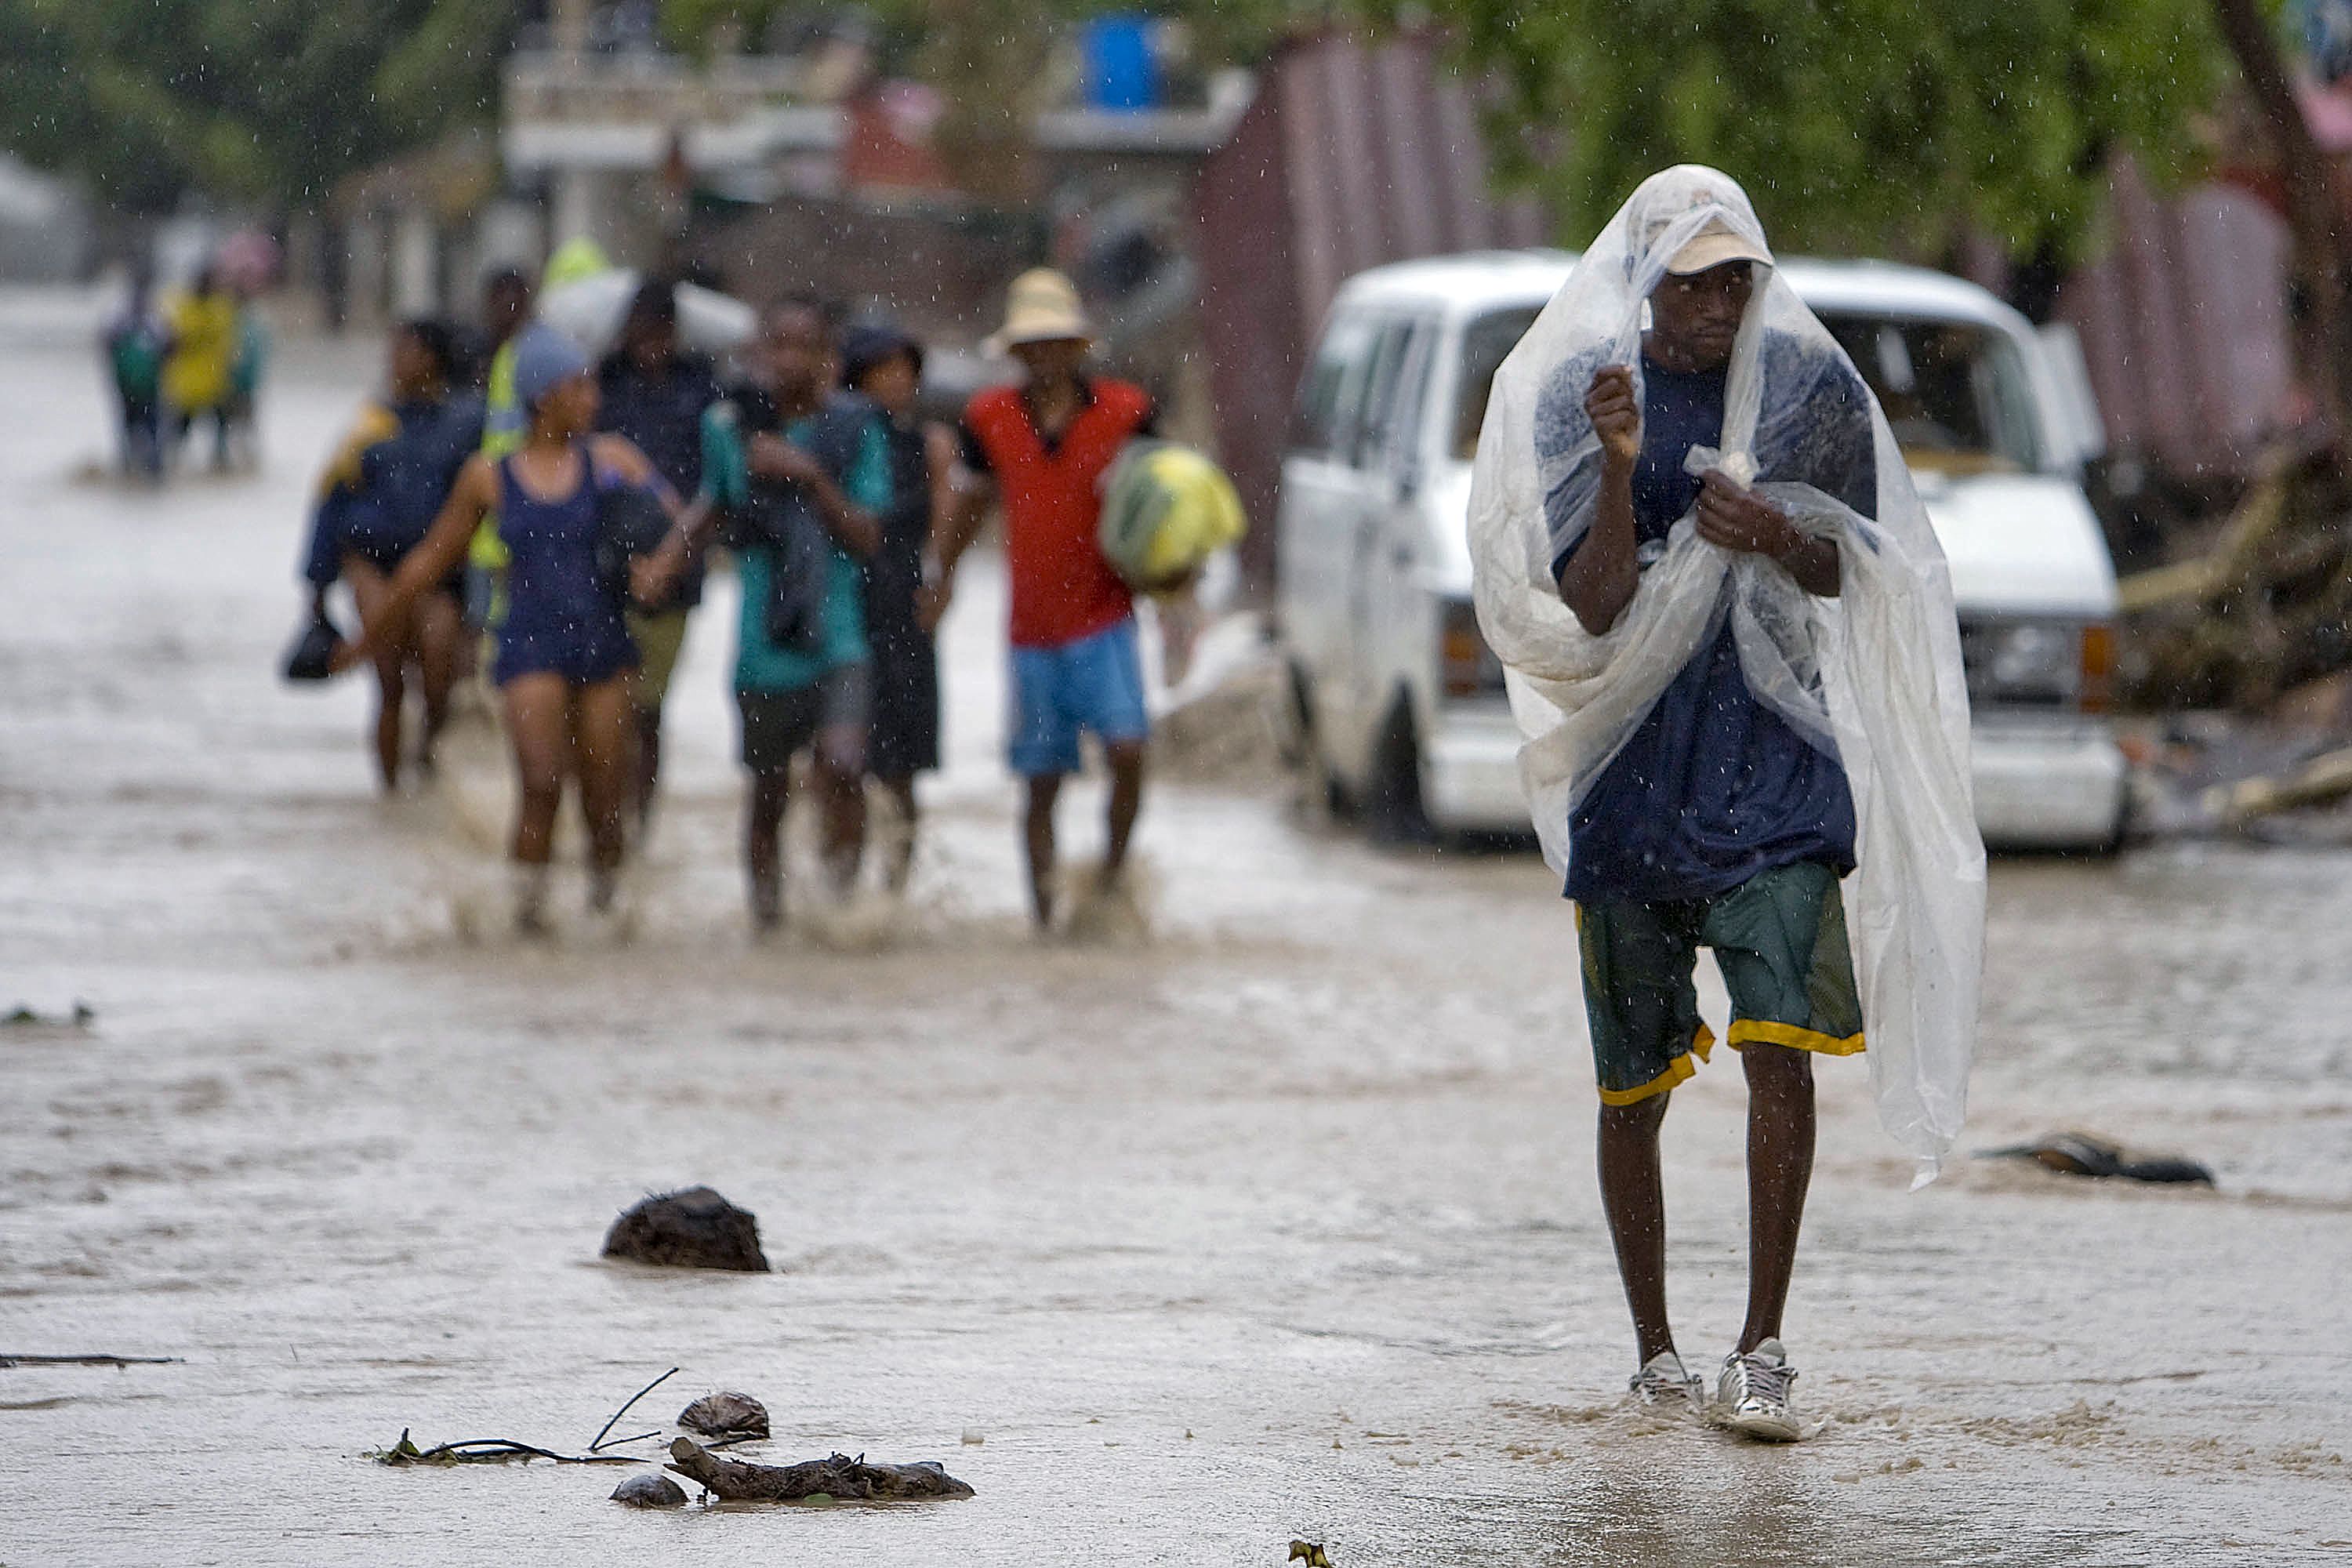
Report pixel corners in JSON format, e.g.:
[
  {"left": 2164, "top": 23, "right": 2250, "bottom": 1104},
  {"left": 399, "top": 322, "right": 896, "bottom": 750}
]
[{"left": 1576, "top": 858, "right": 1863, "bottom": 1107}]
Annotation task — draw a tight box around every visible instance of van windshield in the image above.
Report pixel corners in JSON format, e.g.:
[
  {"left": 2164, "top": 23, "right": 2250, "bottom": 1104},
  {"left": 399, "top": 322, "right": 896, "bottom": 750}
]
[
  {"left": 1818, "top": 313, "right": 2042, "bottom": 474},
  {"left": 1453, "top": 306, "right": 1542, "bottom": 460},
  {"left": 1454, "top": 304, "right": 2045, "bottom": 474}
]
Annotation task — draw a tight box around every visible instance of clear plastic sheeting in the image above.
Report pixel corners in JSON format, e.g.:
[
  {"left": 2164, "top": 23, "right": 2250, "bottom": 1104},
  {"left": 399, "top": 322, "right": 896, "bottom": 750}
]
[{"left": 1466, "top": 165, "right": 1985, "bottom": 1181}]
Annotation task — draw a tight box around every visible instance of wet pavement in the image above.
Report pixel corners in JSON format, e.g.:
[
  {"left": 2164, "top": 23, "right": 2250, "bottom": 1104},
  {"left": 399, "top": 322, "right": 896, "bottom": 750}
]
[{"left": 4, "top": 297, "right": 2350, "bottom": 1566}]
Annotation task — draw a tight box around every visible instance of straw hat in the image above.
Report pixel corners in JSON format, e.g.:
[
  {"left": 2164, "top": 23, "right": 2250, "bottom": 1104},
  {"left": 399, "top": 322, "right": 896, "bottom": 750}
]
[{"left": 985, "top": 268, "right": 1092, "bottom": 355}]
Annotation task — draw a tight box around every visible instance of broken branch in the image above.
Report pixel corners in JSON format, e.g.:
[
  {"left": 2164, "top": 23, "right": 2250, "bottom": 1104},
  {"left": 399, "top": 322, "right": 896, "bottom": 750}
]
[
  {"left": 589, "top": 1366, "right": 678, "bottom": 1452},
  {"left": 370, "top": 1428, "right": 641, "bottom": 1467}
]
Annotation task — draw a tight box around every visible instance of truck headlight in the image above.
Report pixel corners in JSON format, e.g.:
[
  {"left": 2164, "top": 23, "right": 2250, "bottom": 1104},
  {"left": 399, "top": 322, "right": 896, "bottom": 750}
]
[
  {"left": 1441, "top": 599, "right": 1508, "bottom": 699},
  {"left": 1961, "top": 619, "right": 2112, "bottom": 710}
]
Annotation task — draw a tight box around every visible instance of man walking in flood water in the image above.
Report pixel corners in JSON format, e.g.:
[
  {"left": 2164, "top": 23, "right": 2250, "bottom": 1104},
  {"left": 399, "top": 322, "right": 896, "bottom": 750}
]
[
  {"left": 1468, "top": 167, "right": 1983, "bottom": 1441},
  {"left": 641, "top": 299, "right": 887, "bottom": 931},
  {"left": 926, "top": 269, "right": 1158, "bottom": 932}
]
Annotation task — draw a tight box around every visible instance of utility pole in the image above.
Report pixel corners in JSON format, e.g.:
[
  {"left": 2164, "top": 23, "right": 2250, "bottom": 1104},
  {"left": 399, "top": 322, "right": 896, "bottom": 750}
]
[
  {"left": 552, "top": 0, "right": 590, "bottom": 59},
  {"left": 549, "top": 0, "right": 597, "bottom": 245}
]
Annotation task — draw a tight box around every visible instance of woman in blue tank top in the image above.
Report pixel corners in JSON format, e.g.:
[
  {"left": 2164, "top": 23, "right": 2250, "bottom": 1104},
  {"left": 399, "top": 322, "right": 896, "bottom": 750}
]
[{"left": 336, "top": 324, "right": 679, "bottom": 931}]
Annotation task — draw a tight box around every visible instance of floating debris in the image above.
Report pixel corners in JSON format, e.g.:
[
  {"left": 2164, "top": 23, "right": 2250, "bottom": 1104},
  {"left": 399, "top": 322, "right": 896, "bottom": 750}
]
[
  {"left": 665, "top": 1437, "right": 974, "bottom": 1501},
  {"left": 2, "top": 1002, "right": 95, "bottom": 1030},
  {"left": 612, "top": 1472, "right": 688, "bottom": 1508},
  {"left": 368, "top": 1428, "right": 637, "bottom": 1467},
  {"left": 601, "top": 1188, "right": 769, "bottom": 1272},
  {"left": 678, "top": 1391, "right": 768, "bottom": 1440},
  {"left": 1980, "top": 1131, "right": 2215, "bottom": 1186}
]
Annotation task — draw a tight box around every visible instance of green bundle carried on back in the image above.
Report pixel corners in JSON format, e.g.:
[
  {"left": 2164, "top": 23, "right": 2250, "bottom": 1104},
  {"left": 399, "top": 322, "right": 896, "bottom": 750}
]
[{"left": 1098, "top": 439, "right": 1245, "bottom": 593}]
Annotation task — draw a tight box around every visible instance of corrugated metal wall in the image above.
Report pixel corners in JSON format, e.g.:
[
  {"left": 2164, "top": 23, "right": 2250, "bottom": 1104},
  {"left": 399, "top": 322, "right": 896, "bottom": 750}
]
[
  {"left": 2057, "top": 160, "right": 2295, "bottom": 478},
  {"left": 1195, "top": 30, "right": 1548, "bottom": 581}
]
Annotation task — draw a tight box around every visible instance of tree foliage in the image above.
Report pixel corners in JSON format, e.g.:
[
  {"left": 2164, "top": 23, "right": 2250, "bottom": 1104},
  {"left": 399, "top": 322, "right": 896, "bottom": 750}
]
[
  {"left": 0, "top": 0, "right": 517, "bottom": 213},
  {"left": 1404, "top": 0, "right": 2230, "bottom": 261}
]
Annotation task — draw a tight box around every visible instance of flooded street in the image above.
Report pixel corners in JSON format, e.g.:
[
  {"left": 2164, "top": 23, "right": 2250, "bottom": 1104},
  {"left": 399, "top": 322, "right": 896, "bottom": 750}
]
[{"left": 5, "top": 303, "right": 2350, "bottom": 1566}]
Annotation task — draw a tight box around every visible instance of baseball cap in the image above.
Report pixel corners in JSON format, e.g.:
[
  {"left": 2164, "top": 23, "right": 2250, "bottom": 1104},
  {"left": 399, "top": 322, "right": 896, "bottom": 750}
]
[{"left": 1664, "top": 220, "right": 1773, "bottom": 276}]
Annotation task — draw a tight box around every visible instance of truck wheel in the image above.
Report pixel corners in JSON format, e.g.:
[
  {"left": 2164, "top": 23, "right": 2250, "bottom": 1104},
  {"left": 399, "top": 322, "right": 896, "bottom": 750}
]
[{"left": 1365, "top": 693, "right": 1436, "bottom": 846}]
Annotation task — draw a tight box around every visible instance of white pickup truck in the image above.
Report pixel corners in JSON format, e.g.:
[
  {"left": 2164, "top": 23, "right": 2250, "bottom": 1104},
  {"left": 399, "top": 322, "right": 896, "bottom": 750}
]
[{"left": 1277, "top": 249, "right": 2127, "bottom": 850}]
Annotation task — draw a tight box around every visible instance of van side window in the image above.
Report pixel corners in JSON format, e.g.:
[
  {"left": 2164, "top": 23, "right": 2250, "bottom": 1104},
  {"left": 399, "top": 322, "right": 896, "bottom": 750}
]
[
  {"left": 1383, "top": 322, "right": 1434, "bottom": 474},
  {"left": 1293, "top": 312, "right": 1374, "bottom": 457},
  {"left": 1346, "top": 318, "right": 1415, "bottom": 470},
  {"left": 1453, "top": 306, "right": 1541, "bottom": 460}
]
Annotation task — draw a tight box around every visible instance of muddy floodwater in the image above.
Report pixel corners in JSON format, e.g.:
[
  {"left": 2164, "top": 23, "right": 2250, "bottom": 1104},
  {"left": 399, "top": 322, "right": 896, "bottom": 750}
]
[{"left": 4, "top": 297, "right": 2349, "bottom": 1566}]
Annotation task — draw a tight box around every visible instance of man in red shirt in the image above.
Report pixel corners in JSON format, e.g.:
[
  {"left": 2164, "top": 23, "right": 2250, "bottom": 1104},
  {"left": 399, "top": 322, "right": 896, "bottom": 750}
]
[{"left": 927, "top": 269, "right": 1156, "bottom": 930}]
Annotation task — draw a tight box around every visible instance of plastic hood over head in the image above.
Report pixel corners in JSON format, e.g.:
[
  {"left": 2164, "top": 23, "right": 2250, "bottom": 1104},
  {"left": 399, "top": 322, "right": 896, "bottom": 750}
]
[{"left": 1465, "top": 165, "right": 1986, "bottom": 1182}]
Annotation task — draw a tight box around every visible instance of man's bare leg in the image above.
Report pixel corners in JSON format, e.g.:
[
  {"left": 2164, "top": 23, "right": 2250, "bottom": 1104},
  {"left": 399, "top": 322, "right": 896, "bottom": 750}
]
[
  {"left": 369, "top": 658, "right": 407, "bottom": 792},
  {"left": 633, "top": 706, "right": 664, "bottom": 833},
  {"left": 346, "top": 559, "right": 405, "bottom": 791},
  {"left": 814, "top": 727, "right": 868, "bottom": 895},
  {"left": 876, "top": 775, "right": 920, "bottom": 891},
  {"left": 746, "top": 768, "right": 789, "bottom": 932},
  {"left": 1737, "top": 1042, "right": 1816, "bottom": 1354},
  {"left": 1023, "top": 772, "right": 1063, "bottom": 929},
  {"left": 1102, "top": 739, "right": 1145, "bottom": 889},
  {"left": 1598, "top": 1091, "right": 1676, "bottom": 1366}
]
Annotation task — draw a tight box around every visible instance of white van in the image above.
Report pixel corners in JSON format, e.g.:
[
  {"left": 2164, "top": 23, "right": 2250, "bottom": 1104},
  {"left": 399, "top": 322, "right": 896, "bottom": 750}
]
[{"left": 1276, "top": 250, "right": 2128, "bottom": 850}]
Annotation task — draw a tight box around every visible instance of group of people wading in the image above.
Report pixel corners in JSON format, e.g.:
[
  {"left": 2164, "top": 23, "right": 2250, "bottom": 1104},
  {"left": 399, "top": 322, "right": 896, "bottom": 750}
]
[{"left": 305, "top": 266, "right": 1163, "bottom": 935}]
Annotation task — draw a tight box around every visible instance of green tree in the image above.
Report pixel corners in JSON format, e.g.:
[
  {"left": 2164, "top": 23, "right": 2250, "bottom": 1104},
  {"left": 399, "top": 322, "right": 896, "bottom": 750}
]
[
  {"left": 1406, "top": 0, "right": 2227, "bottom": 265},
  {"left": 0, "top": 0, "right": 517, "bottom": 213}
]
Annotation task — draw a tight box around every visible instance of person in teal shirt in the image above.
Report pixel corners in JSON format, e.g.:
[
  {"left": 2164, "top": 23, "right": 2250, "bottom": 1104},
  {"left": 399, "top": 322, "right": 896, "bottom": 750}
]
[{"left": 644, "top": 300, "right": 886, "bottom": 931}]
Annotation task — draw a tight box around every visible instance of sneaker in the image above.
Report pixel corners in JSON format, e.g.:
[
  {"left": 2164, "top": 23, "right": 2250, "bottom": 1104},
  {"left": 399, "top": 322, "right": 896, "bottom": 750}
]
[
  {"left": 1628, "top": 1349, "right": 1704, "bottom": 1411},
  {"left": 1715, "top": 1339, "right": 1802, "bottom": 1441}
]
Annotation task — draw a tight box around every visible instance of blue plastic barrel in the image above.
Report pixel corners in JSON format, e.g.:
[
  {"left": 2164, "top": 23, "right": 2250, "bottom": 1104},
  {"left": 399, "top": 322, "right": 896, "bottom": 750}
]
[{"left": 1080, "top": 16, "right": 1159, "bottom": 112}]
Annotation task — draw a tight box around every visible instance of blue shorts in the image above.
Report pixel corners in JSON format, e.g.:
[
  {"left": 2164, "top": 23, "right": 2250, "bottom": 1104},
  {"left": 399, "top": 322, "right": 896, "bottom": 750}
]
[{"left": 1008, "top": 617, "right": 1149, "bottom": 777}]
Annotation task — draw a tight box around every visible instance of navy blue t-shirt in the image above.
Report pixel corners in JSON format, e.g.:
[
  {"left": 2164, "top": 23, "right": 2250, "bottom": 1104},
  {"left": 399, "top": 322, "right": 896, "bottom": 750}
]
[
  {"left": 1547, "top": 341, "right": 1872, "bottom": 905},
  {"left": 597, "top": 353, "right": 721, "bottom": 608}
]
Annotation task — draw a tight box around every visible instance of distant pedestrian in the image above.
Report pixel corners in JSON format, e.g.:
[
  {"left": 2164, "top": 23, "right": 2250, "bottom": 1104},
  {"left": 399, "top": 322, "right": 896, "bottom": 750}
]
[
  {"left": 299, "top": 319, "right": 483, "bottom": 789},
  {"left": 224, "top": 283, "right": 270, "bottom": 470},
  {"left": 163, "top": 264, "right": 238, "bottom": 473},
  {"left": 927, "top": 269, "right": 1156, "bottom": 931},
  {"left": 841, "top": 321, "right": 953, "bottom": 891},
  {"left": 640, "top": 300, "right": 886, "bottom": 932},
  {"left": 596, "top": 278, "right": 723, "bottom": 832},
  {"left": 334, "top": 324, "right": 679, "bottom": 932},
  {"left": 459, "top": 266, "right": 536, "bottom": 680},
  {"left": 101, "top": 267, "right": 169, "bottom": 483}
]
